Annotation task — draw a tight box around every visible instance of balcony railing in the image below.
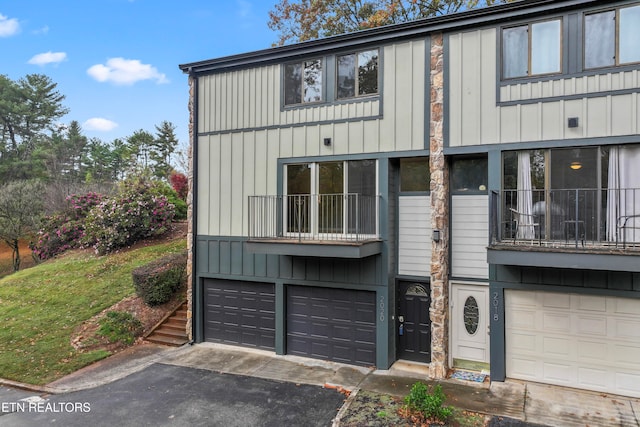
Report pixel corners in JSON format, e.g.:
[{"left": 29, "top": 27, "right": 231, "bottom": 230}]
[
  {"left": 248, "top": 194, "right": 380, "bottom": 242},
  {"left": 490, "top": 189, "right": 640, "bottom": 249}
]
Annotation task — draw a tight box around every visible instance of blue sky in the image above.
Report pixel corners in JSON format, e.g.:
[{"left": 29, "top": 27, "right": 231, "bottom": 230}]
[{"left": 1, "top": 0, "right": 278, "bottom": 150}]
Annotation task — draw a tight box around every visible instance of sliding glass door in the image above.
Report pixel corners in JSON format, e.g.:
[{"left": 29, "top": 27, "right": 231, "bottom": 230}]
[{"left": 285, "top": 160, "right": 377, "bottom": 238}]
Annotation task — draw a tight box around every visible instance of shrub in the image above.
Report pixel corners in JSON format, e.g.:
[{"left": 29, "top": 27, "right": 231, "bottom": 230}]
[
  {"left": 403, "top": 382, "right": 453, "bottom": 424},
  {"left": 132, "top": 251, "right": 187, "bottom": 306},
  {"left": 168, "top": 193, "right": 187, "bottom": 220},
  {"left": 169, "top": 171, "right": 188, "bottom": 200},
  {"left": 85, "top": 178, "right": 175, "bottom": 255},
  {"left": 31, "top": 192, "right": 104, "bottom": 260},
  {"left": 97, "top": 311, "right": 143, "bottom": 345}
]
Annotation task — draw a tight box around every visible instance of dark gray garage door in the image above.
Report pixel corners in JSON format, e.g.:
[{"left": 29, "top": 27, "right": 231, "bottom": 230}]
[
  {"left": 287, "top": 286, "right": 376, "bottom": 366},
  {"left": 204, "top": 279, "right": 275, "bottom": 351}
]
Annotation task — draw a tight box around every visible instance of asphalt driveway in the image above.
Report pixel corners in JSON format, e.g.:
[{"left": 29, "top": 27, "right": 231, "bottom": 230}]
[{"left": 0, "top": 363, "right": 346, "bottom": 427}]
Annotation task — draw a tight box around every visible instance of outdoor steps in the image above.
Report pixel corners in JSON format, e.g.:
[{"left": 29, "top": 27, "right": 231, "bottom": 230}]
[{"left": 146, "top": 302, "right": 189, "bottom": 347}]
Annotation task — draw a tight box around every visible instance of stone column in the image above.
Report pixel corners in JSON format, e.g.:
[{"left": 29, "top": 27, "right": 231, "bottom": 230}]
[
  {"left": 186, "top": 74, "right": 195, "bottom": 341},
  {"left": 429, "top": 32, "right": 449, "bottom": 379}
]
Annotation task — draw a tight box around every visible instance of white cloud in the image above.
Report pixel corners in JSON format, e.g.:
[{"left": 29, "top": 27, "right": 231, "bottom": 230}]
[
  {"left": 83, "top": 118, "right": 118, "bottom": 132},
  {"left": 28, "top": 51, "right": 67, "bottom": 66},
  {"left": 33, "top": 25, "right": 49, "bottom": 35},
  {"left": 87, "top": 58, "right": 169, "bottom": 85},
  {"left": 0, "top": 13, "right": 20, "bottom": 37}
]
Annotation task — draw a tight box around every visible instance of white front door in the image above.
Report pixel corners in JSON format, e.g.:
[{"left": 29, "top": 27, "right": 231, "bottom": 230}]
[{"left": 451, "top": 283, "right": 490, "bottom": 369}]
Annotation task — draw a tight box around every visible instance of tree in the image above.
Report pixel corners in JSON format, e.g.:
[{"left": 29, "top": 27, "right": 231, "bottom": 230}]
[
  {"left": 0, "top": 74, "right": 68, "bottom": 182},
  {"left": 268, "top": 0, "right": 515, "bottom": 45},
  {"left": 152, "top": 121, "right": 179, "bottom": 181},
  {"left": 0, "top": 181, "right": 45, "bottom": 271},
  {"left": 86, "top": 137, "right": 116, "bottom": 183},
  {"left": 126, "top": 129, "right": 155, "bottom": 171}
]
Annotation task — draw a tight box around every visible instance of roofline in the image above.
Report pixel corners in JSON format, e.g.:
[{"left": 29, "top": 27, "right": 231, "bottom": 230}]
[{"left": 178, "top": 0, "right": 609, "bottom": 74}]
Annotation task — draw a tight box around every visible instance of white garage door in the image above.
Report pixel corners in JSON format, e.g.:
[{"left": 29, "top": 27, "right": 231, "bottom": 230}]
[{"left": 506, "top": 290, "right": 640, "bottom": 397}]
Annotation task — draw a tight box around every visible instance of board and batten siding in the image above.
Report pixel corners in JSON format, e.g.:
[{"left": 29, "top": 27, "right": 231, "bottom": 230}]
[
  {"left": 451, "top": 195, "right": 488, "bottom": 279},
  {"left": 197, "top": 40, "right": 426, "bottom": 138},
  {"left": 398, "top": 196, "right": 431, "bottom": 277},
  {"left": 448, "top": 29, "right": 640, "bottom": 147},
  {"left": 197, "top": 40, "right": 428, "bottom": 236}
]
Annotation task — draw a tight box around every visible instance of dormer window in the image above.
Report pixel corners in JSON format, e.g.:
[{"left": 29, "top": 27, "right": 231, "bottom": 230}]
[{"left": 502, "top": 19, "right": 561, "bottom": 79}]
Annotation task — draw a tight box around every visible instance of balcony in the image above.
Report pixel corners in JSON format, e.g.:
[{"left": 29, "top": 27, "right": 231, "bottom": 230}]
[
  {"left": 246, "top": 194, "right": 382, "bottom": 258},
  {"left": 488, "top": 189, "right": 640, "bottom": 272}
]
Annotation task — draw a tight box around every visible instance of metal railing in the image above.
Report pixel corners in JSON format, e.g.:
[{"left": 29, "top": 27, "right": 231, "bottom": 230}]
[
  {"left": 490, "top": 188, "right": 640, "bottom": 249},
  {"left": 248, "top": 194, "right": 380, "bottom": 242}
]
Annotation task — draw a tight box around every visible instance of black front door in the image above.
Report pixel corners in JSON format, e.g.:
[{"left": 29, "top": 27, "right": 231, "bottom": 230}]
[{"left": 397, "top": 282, "right": 431, "bottom": 362}]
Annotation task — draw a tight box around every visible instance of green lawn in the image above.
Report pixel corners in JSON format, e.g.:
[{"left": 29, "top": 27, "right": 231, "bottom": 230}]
[{"left": 0, "top": 238, "right": 186, "bottom": 385}]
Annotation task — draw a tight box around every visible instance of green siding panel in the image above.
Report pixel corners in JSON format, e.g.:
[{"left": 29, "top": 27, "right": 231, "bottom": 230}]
[{"left": 219, "top": 241, "right": 231, "bottom": 275}]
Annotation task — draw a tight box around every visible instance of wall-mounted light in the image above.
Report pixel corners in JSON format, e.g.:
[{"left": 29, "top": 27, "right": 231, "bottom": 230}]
[
  {"left": 323, "top": 138, "right": 332, "bottom": 146},
  {"left": 432, "top": 229, "right": 441, "bottom": 242},
  {"left": 570, "top": 161, "right": 582, "bottom": 170}
]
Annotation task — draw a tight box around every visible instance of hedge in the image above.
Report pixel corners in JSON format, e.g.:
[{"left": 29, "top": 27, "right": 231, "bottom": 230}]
[{"left": 132, "top": 251, "right": 187, "bottom": 306}]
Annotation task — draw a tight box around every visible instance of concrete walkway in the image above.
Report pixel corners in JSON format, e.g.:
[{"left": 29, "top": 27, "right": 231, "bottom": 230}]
[{"left": 5, "top": 342, "right": 640, "bottom": 427}]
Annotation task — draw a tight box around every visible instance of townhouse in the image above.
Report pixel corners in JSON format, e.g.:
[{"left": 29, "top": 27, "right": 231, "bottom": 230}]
[{"left": 179, "top": 0, "right": 640, "bottom": 397}]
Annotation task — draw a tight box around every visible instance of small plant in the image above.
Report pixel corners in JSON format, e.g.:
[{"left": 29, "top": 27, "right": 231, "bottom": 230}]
[
  {"left": 97, "top": 311, "right": 143, "bottom": 345},
  {"left": 376, "top": 410, "right": 388, "bottom": 418},
  {"left": 402, "top": 382, "right": 453, "bottom": 425}
]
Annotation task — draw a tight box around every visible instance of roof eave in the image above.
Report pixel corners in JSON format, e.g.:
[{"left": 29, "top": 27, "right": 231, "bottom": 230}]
[{"left": 178, "top": 0, "right": 607, "bottom": 74}]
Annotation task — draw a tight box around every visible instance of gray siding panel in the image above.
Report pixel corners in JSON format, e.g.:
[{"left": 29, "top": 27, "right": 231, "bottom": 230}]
[
  {"left": 495, "top": 265, "right": 640, "bottom": 292},
  {"left": 196, "top": 236, "right": 384, "bottom": 287},
  {"left": 398, "top": 196, "right": 431, "bottom": 277},
  {"left": 451, "top": 195, "right": 489, "bottom": 279},
  {"left": 448, "top": 28, "right": 640, "bottom": 147}
]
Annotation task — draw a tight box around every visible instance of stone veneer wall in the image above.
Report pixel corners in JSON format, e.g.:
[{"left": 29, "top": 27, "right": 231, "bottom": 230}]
[
  {"left": 186, "top": 75, "right": 195, "bottom": 340},
  {"left": 429, "top": 32, "right": 449, "bottom": 379}
]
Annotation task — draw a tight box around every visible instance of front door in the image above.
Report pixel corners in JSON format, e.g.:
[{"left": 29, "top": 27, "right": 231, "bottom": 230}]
[
  {"left": 451, "top": 283, "right": 490, "bottom": 370},
  {"left": 397, "top": 282, "right": 431, "bottom": 362}
]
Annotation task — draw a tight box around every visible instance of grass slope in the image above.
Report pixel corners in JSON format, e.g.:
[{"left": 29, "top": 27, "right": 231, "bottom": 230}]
[{"left": 0, "top": 238, "right": 185, "bottom": 385}]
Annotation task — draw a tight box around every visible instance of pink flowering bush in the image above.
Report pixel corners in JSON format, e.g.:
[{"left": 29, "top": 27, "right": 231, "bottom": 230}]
[
  {"left": 31, "top": 193, "right": 104, "bottom": 260},
  {"left": 84, "top": 178, "right": 175, "bottom": 255}
]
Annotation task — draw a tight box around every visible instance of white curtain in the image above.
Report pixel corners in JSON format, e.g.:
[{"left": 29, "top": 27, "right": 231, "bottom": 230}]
[
  {"left": 607, "top": 146, "right": 640, "bottom": 243},
  {"left": 517, "top": 151, "right": 535, "bottom": 239}
]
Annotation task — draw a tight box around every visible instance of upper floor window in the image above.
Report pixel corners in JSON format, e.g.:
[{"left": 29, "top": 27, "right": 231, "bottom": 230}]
[
  {"left": 502, "top": 19, "right": 561, "bottom": 79},
  {"left": 284, "top": 59, "right": 323, "bottom": 106},
  {"left": 337, "top": 49, "right": 379, "bottom": 99},
  {"left": 584, "top": 5, "right": 640, "bottom": 69}
]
